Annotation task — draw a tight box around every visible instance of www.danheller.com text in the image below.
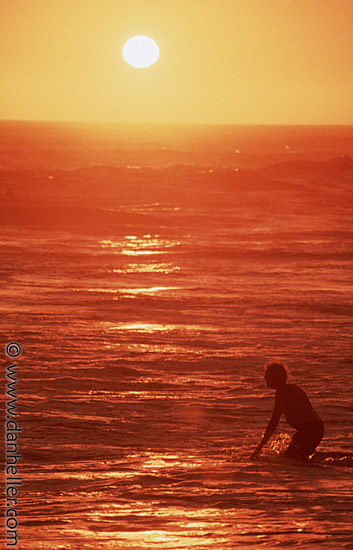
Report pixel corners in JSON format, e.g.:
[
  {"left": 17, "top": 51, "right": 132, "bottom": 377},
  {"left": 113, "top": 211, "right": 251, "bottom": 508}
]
[{"left": 4, "top": 344, "right": 22, "bottom": 547}]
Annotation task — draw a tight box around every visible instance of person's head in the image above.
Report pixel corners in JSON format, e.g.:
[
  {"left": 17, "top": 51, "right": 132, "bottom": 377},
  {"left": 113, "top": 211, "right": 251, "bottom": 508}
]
[{"left": 264, "top": 361, "right": 289, "bottom": 389}]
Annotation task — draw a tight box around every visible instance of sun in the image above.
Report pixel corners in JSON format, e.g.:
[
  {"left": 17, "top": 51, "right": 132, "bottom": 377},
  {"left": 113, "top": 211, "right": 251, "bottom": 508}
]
[{"left": 122, "top": 35, "right": 160, "bottom": 68}]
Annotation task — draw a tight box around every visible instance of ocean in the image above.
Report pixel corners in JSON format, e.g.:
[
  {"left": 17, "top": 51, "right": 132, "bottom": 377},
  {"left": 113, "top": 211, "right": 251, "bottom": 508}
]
[{"left": 1, "top": 122, "right": 353, "bottom": 549}]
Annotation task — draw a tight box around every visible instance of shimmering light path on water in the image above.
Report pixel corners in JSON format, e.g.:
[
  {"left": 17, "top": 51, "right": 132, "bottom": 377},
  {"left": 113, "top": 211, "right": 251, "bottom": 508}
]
[{"left": 19, "top": 451, "right": 353, "bottom": 549}]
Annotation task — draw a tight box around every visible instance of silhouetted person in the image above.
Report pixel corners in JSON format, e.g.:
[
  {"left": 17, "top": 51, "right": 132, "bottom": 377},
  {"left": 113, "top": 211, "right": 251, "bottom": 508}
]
[{"left": 251, "top": 362, "right": 324, "bottom": 461}]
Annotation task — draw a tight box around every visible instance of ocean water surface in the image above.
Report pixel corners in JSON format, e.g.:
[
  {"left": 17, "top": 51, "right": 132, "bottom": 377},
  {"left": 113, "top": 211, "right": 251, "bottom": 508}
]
[{"left": 1, "top": 123, "right": 353, "bottom": 549}]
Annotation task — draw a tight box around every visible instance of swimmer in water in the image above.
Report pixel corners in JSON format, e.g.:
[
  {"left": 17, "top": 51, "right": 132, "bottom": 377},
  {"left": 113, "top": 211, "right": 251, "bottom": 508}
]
[{"left": 251, "top": 361, "right": 324, "bottom": 461}]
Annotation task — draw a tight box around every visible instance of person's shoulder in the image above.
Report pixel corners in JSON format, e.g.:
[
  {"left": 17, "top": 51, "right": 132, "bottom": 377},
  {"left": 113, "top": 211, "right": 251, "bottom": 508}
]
[
  {"left": 279, "top": 383, "right": 304, "bottom": 396},
  {"left": 287, "top": 383, "right": 307, "bottom": 396}
]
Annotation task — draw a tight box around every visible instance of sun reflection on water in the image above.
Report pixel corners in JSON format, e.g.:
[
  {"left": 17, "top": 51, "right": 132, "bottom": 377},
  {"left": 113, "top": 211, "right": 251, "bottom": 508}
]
[
  {"left": 84, "top": 286, "right": 180, "bottom": 296},
  {"left": 120, "top": 286, "right": 179, "bottom": 294},
  {"left": 122, "top": 249, "right": 164, "bottom": 255},
  {"left": 103, "top": 321, "right": 218, "bottom": 334},
  {"left": 139, "top": 452, "right": 204, "bottom": 471},
  {"left": 107, "top": 322, "right": 178, "bottom": 333},
  {"left": 21, "top": 446, "right": 343, "bottom": 549},
  {"left": 100, "top": 235, "right": 181, "bottom": 257},
  {"left": 113, "top": 263, "right": 181, "bottom": 274}
]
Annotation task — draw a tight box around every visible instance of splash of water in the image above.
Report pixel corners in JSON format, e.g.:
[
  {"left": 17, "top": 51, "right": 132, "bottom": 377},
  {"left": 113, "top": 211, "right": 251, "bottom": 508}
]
[{"left": 269, "top": 432, "right": 292, "bottom": 455}]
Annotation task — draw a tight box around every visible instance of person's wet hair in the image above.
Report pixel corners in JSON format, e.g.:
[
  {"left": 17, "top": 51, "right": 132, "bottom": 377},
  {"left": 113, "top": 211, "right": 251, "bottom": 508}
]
[{"left": 265, "top": 361, "right": 289, "bottom": 384}]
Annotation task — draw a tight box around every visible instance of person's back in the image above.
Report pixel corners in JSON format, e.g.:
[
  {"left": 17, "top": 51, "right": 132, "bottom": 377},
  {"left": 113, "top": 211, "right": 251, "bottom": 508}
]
[{"left": 276, "top": 383, "right": 321, "bottom": 430}]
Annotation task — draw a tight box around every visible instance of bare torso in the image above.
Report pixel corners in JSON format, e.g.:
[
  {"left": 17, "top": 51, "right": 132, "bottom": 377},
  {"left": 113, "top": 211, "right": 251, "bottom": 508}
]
[{"left": 275, "top": 383, "right": 321, "bottom": 430}]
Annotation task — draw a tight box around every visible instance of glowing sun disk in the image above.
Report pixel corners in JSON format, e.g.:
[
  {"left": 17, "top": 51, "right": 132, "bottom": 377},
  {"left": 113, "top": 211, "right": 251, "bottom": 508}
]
[{"left": 122, "top": 35, "right": 160, "bottom": 68}]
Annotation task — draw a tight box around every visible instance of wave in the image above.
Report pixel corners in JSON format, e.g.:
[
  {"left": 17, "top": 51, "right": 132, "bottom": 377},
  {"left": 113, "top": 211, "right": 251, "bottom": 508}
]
[
  {"left": 1, "top": 154, "right": 352, "bottom": 195},
  {"left": 0, "top": 204, "right": 164, "bottom": 232},
  {"left": 1, "top": 156, "right": 352, "bottom": 233}
]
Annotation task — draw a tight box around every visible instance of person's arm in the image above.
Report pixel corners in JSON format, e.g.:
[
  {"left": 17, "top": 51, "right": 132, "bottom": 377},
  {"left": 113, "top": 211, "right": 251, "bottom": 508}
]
[{"left": 251, "top": 398, "right": 282, "bottom": 460}]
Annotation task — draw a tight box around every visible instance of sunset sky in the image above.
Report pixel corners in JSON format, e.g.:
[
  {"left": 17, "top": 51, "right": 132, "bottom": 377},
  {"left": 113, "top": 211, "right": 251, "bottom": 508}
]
[{"left": 1, "top": 0, "right": 353, "bottom": 125}]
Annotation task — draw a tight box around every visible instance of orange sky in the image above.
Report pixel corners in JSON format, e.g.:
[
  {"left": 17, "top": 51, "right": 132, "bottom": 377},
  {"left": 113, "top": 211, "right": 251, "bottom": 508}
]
[{"left": 1, "top": 0, "right": 353, "bottom": 125}]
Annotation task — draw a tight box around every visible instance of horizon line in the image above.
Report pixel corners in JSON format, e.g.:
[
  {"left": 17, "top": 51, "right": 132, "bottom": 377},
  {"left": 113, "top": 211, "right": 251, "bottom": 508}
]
[{"left": 1, "top": 118, "right": 353, "bottom": 128}]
